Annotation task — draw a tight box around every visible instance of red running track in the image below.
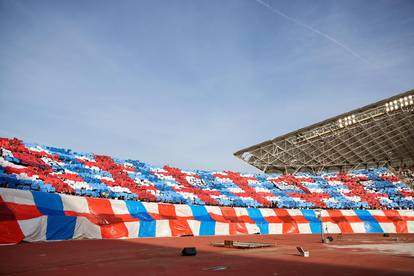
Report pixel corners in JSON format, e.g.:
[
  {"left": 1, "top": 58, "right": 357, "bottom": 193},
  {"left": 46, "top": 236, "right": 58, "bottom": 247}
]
[{"left": 0, "top": 234, "right": 413, "bottom": 276}]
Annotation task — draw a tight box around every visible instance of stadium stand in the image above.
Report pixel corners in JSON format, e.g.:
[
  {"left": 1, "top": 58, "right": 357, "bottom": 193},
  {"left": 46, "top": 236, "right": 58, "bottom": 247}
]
[
  {"left": 1, "top": 91, "right": 413, "bottom": 244},
  {"left": 1, "top": 137, "right": 413, "bottom": 210}
]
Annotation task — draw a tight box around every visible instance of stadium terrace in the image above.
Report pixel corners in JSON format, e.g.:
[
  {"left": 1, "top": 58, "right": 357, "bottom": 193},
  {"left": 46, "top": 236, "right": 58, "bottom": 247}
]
[
  {"left": 0, "top": 90, "right": 413, "bottom": 244},
  {"left": 1, "top": 137, "right": 413, "bottom": 210}
]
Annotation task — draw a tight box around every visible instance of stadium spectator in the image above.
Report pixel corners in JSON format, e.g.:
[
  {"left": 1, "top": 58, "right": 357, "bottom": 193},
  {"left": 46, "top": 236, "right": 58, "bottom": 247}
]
[
  {"left": 399, "top": 166, "right": 414, "bottom": 184},
  {"left": 0, "top": 137, "right": 413, "bottom": 210}
]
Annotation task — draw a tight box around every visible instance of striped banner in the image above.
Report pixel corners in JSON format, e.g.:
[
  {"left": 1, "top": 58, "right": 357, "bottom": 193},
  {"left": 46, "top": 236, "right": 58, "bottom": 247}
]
[{"left": 0, "top": 188, "right": 413, "bottom": 243}]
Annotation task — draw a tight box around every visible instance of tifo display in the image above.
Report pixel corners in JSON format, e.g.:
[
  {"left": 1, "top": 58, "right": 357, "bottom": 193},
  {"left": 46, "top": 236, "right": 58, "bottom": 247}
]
[
  {"left": 1, "top": 137, "right": 413, "bottom": 210},
  {"left": 1, "top": 187, "right": 413, "bottom": 243},
  {"left": 0, "top": 137, "right": 413, "bottom": 244}
]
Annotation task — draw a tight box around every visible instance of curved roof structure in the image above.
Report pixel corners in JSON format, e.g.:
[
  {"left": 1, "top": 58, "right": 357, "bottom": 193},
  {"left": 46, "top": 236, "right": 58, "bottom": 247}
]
[{"left": 234, "top": 89, "right": 414, "bottom": 173}]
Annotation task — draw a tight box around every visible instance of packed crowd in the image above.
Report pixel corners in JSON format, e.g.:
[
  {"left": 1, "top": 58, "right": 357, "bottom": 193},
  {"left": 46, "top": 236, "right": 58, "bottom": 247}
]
[
  {"left": 1, "top": 137, "right": 413, "bottom": 209},
  {"left": 398, "top": 166, "right": 414, "bottom": 185}
]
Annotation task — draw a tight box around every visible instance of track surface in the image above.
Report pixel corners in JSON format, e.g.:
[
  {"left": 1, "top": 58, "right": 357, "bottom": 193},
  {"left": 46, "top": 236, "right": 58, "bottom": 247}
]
[{"left": 1, "top": 234, "right": 414, "bottom": 276}]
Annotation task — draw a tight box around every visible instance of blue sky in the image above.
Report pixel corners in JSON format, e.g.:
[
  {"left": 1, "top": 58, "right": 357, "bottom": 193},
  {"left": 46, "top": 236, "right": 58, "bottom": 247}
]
[{"left": 1, "top": 0, "right": 413, "bottom": 172}]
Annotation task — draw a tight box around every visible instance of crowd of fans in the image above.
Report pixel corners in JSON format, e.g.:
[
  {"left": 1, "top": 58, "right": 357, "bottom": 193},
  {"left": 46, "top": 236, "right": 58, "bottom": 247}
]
[
  {"left": 1, "top": 137, "right": 413, "bottom": 210},
  {"left": 398, "top": 166, "right": 414, "bottom": 185}
]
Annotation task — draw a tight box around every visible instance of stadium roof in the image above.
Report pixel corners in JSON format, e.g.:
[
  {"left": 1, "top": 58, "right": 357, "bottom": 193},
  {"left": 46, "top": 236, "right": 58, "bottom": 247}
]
[{"left": 234, "top": 89, "right": 414, "bottom": 174}]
